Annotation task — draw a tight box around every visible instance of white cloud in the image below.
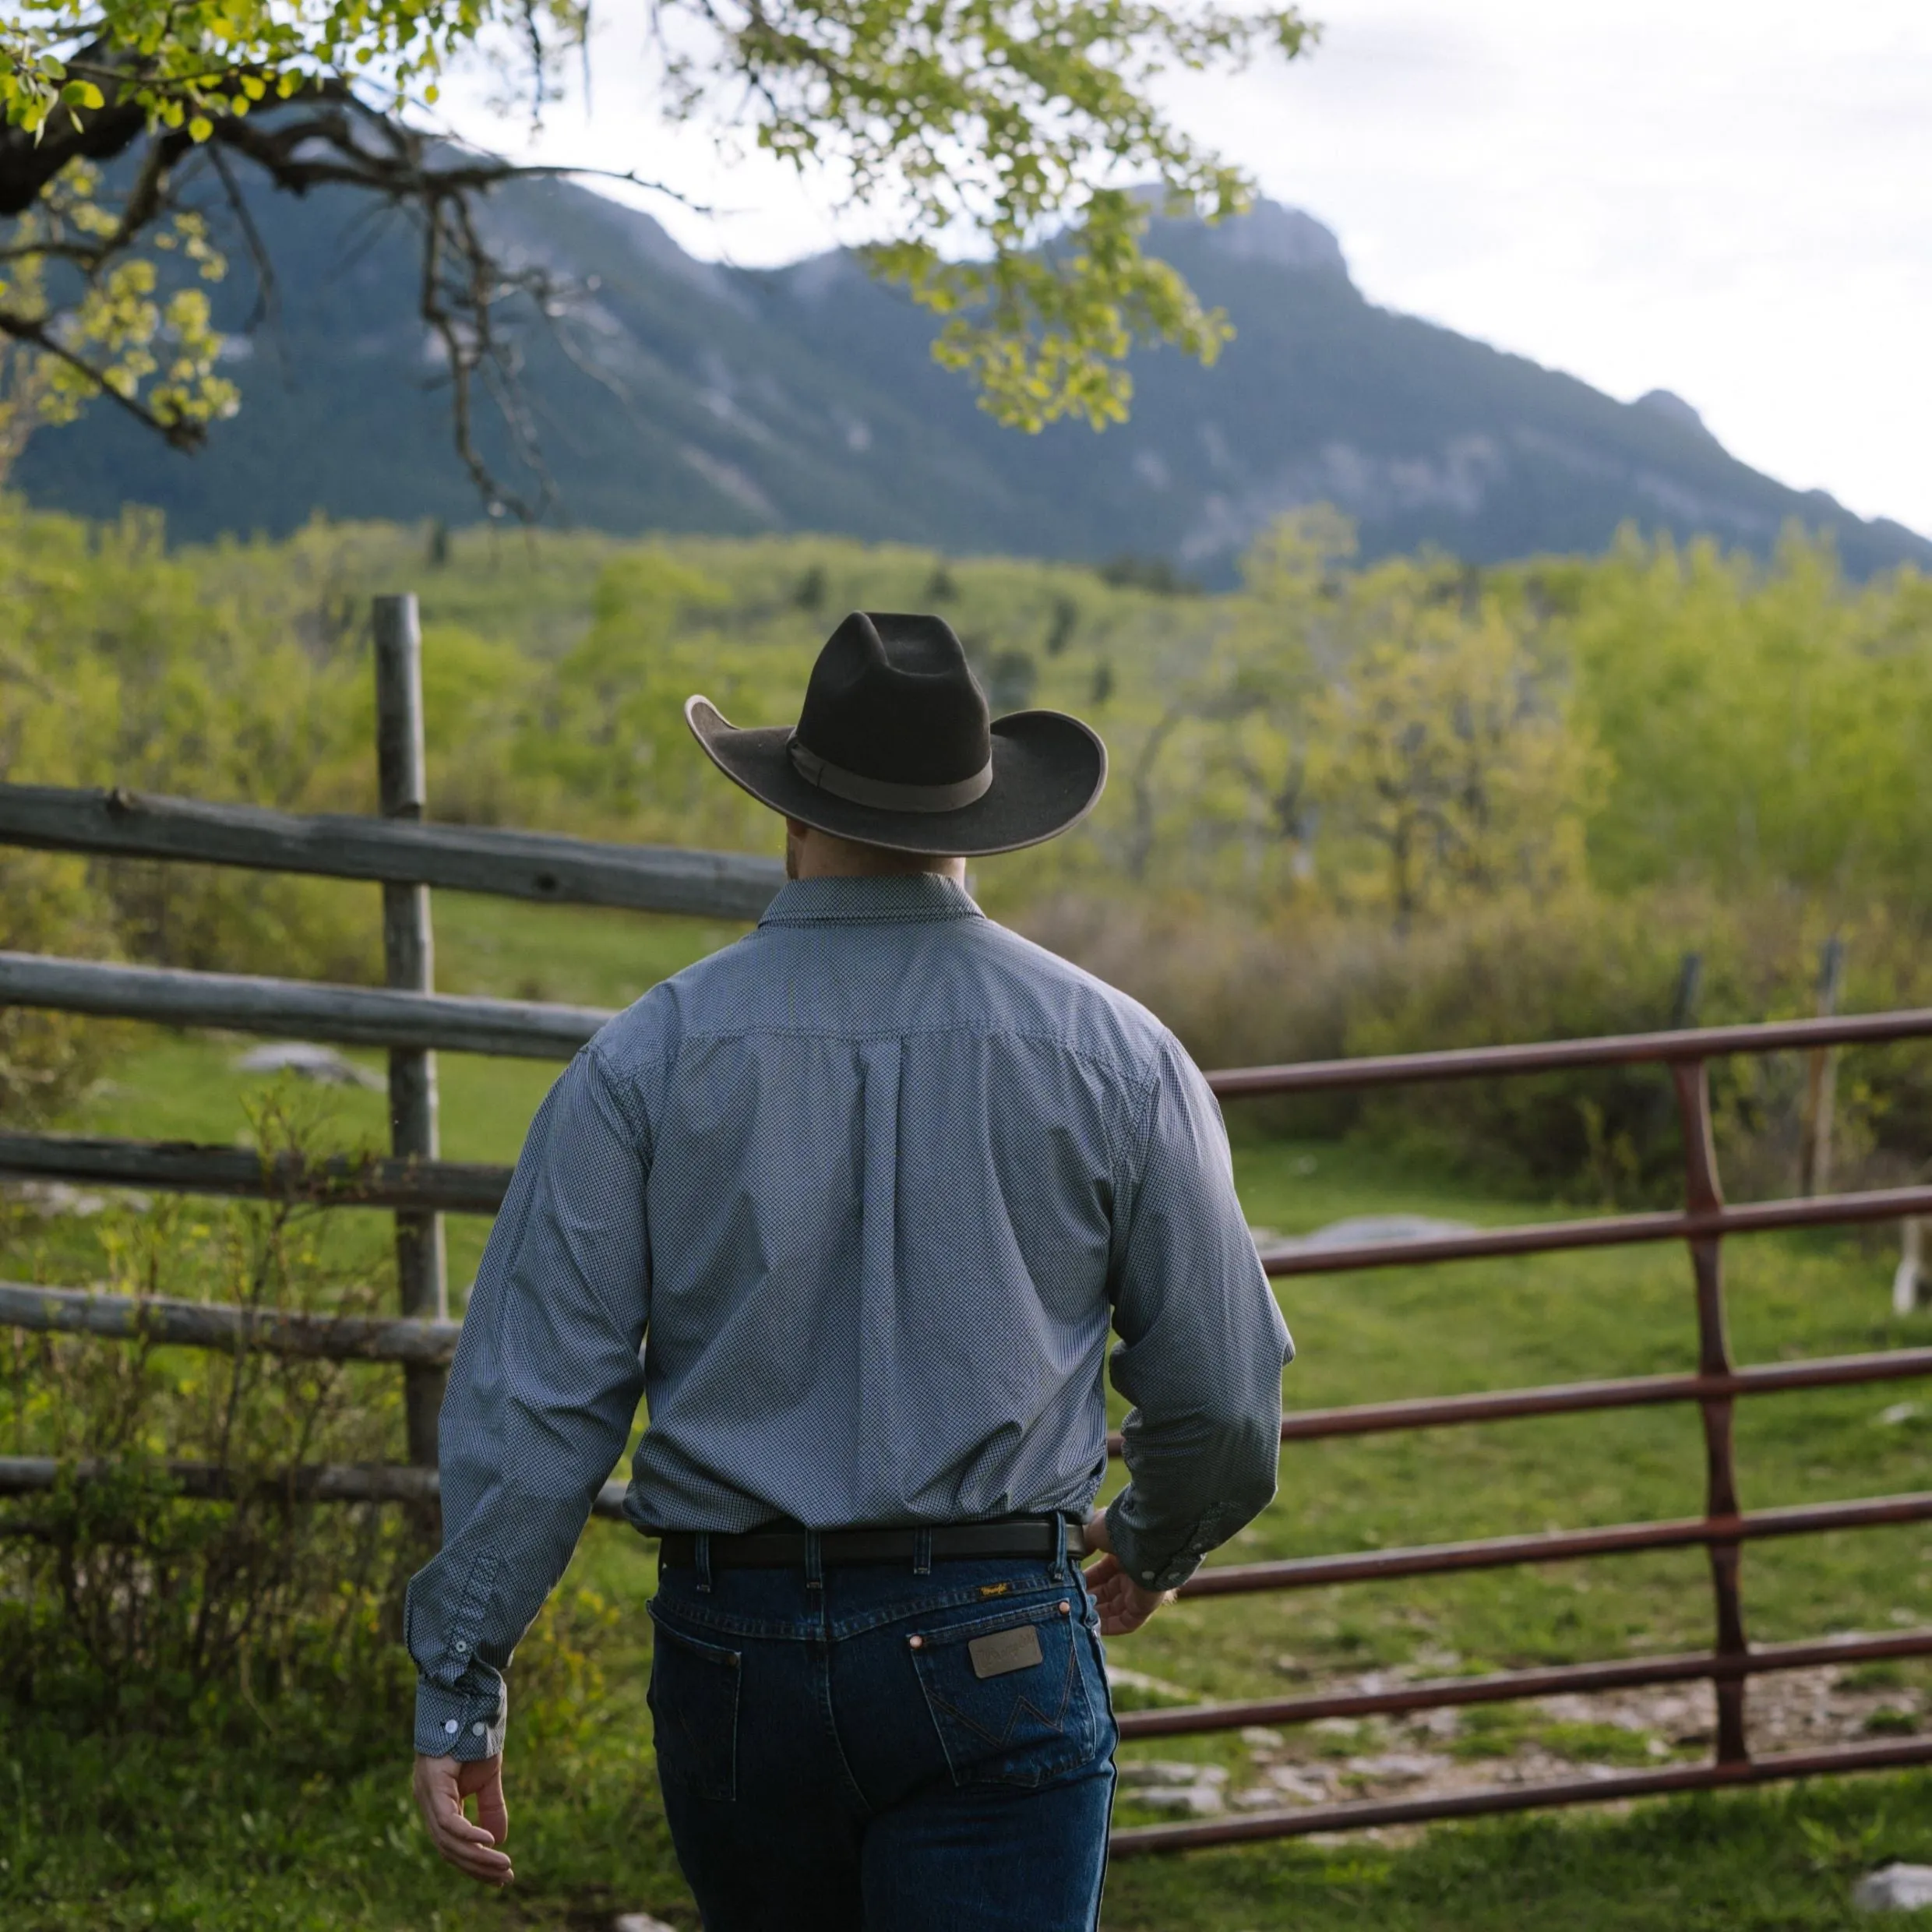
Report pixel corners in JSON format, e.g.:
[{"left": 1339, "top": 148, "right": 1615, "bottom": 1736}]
[{"left": 446, "top": 0, "right": 1932, "bottom": 537}]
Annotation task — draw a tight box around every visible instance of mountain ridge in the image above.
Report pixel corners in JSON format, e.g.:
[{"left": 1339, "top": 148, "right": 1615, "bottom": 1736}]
[{"left": 16, "top": 173, "right": 1928, "bottom": 581}]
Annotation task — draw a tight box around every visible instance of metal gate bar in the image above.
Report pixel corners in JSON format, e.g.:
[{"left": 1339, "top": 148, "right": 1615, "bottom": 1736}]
[
  {"left": 1116, "top": 1627, "right": 1932, "bottom": 1741},
  {"left": 1110, "top": 1736, "right": 1932, "bottom": 1857}
]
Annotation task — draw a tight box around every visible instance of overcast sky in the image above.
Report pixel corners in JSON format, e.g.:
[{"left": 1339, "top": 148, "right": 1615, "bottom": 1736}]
[{"left": 453, "top": 1, "right": 1932, "bottom": 538}]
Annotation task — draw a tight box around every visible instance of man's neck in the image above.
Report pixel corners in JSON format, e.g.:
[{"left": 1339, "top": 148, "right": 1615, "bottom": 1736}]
[{"left": 786, "top": 821, "right": 968, "bottom": 883}]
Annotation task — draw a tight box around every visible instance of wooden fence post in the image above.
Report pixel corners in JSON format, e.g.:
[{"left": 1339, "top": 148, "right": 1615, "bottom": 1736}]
[
  {"left": 1669, "top": 952, "right": 1705, "bottom": 1032},
  {"left": 373, "top": 594, "right": 448, "bottom": 1469},
  {"left": 1800, "top": 935, "right": 1846, "bottom": 1197},
  {"left": 1647, "top": 952, "right": 1705, "bottom": 1151}
]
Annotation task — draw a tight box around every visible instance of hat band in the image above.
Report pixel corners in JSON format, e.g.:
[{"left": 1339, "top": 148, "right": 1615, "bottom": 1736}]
[{"left": 788, "top": 736, "right": 994, "bottom": 813}]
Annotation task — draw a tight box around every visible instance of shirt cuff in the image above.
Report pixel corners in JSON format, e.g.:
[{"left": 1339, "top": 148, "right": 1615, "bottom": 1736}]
[
  {"left": 1105, "top": 1493, "right": 1219, "bottom": 1594},
  {"left": 414, "top": 1677, "right": 507, "bottom": 1761}
]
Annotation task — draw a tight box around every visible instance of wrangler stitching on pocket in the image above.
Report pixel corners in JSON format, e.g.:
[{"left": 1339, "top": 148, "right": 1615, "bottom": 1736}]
[
  {"left": 907, "top": 1600, "right": 1095, "bottom": 1790},
  {"left": 927, "top": 1626, "right": 1077, "bottom": 1746}
]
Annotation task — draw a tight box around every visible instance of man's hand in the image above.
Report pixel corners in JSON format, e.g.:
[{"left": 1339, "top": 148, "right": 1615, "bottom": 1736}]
[
  {"left": 1083, "top": 1511, "right": 1176, "bottom": 1636},
  {"left": 413, "top": 1751, "right": 514, "bottom": 1887}
]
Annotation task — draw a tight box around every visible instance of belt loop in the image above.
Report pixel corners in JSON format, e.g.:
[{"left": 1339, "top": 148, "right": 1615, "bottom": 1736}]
[
  {"left": 695, "top": 1531, "right": 714, "bottom": 1595},
  {"left": 1048, "top": 1514, "right": 1068, "bottom": 1584},
  {"left": 913, "top": 1528, "right": 933, "bottom": 1577},
  {"left": 805, "top": 1529, "right": 824, "bottom": 1592}
]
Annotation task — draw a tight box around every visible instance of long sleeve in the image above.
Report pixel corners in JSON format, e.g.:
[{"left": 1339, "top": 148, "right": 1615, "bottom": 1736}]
[
  {"left": 1104, "top": 1033, "right": 1292, "bottom": 1592},
  {"left": 406, "top": 1046, "right": 650, "bottom": 1760}
]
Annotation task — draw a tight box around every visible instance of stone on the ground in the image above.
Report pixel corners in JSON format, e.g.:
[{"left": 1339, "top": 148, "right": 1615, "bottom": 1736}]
[
  {"left": 1, "top": 1179, "right": 150, "bottom": 1217},
  {"left": 1131, "top": 1785, "right": 1226, "bottom": 1816},
  {"left": 1854, "top": 1864, "right": 1932, "bottom": 1912},
  {"left": 1261, "top": 1765, "right": 1335, "bottom": 1803},
  {"left": 1279, "top": 1214, "right": 1478, "bottom": 1253},
  {"left": 233, "top": 1040, "right": 384, "bottom": 1089},
  {"left": 1117, "top": 1760, "right": 1228, "bottom": 1787},
  {"left": 1345, "top": 1751, "right": 1449, "bottom": 1783},
  {"left": 1105, "top": 1662, "right": 1200, "bottom": 1705},
  {"left": 1118, "top": 1759, "right": 1229, "bottom": 1816}
]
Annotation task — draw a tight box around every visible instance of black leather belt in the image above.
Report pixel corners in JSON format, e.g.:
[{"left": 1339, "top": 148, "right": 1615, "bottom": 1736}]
[{"left": 658, "top": 1515, "right": 1086, "bottom": 1570}]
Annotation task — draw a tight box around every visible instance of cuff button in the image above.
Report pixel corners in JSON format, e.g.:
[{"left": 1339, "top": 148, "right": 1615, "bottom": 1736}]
[
  {"left": 471, "top": 1721, "right": 487, "bottom": 1737},
  {"left": 442, "top": 1719, "right": 460, "bottom": 1735}
]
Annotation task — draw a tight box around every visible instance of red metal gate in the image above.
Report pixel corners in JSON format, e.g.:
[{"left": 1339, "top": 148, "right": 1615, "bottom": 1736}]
[{"left": 1110, "top": 1016, "right": 1932, "bottom": 1853}]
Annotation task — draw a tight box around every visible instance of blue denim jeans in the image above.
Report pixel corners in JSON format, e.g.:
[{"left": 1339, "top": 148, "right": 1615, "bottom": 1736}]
[{"left": 646, "top": 1530, "right": 1118, "bottom": 1931}]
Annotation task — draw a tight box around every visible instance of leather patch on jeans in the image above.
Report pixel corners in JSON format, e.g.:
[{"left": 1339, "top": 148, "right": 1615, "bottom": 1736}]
[{"left": 968, "top": 1624, "right": 1044, "bottom": 1680}]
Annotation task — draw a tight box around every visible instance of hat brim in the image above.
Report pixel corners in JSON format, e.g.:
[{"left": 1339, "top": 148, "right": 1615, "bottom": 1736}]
[{"left": 685, "top": 696, "right": 1108, "bottom": 857}]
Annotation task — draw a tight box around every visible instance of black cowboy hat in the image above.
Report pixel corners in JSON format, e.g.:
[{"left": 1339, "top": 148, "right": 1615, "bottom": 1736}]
[{"left": 686, "top": 611, "right": 1107, "bottom": 857}]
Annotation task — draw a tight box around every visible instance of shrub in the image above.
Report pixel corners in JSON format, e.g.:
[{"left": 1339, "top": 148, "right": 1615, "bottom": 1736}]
[
  {"left": 1023, "top": 887, "right": 1932, "bottom": 1204},
  {"left": 0, "top": 1098, "right": 423, "bottom": 1732},
  {"left": 0, "top": 848, "right": 118, "bottom": 1126}
]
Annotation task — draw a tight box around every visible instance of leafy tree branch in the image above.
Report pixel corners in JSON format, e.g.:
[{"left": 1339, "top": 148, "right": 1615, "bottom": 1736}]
[{"left": 0, "top": 0, "right": 1316, "bottom": 500}]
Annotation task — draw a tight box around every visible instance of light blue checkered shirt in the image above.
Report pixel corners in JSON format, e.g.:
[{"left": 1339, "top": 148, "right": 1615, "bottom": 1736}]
[{"left": 408, "top": 875, "right": 1291, "bottom": 1758}]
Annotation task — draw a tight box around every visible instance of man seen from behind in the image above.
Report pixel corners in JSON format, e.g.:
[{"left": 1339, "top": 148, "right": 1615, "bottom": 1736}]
[{"left": 407, "top": 611, "right": 1292, "bottom": 1929}]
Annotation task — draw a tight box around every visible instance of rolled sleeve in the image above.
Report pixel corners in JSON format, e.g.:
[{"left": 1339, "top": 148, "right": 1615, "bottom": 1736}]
[
  {"left": 1105, "top": 1034, "right": 1292, "bottom": 1592},
  {"left": 406, "top": 1045, "right": 650, "bottom": 1757}
]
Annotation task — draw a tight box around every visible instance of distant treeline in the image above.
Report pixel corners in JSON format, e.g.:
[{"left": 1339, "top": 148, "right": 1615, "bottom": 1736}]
[{"left": 3, "top": 500, "right": 1929, "bottom": 1193}]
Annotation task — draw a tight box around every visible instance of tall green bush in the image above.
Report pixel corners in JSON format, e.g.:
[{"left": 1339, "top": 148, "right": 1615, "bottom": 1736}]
[
  {"left": 1518, "top": 531, "right": 1932, "bottom": 917},
  {"left": 1023, "top": 888, "right": 1932, "bottom": 1203},
  {"left": 0, "top": 500, "right": 379, "bottom": 984}
]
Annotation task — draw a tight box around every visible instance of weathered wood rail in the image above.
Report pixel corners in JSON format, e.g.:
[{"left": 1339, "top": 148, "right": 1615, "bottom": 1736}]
[
  {"left": 0, "top": 951, "right": 610, "bottom": 1059},
  {"left": 0, "top": 781, "right": 781, "bottom": 918},
  {"left": 0, "top": 1278, "right": 459, "bottom": 1363},
  {"left": 0, "top": 1454, "right": 628, "bottom": 1518},
  {"left": 0, "top": 1130, "right": 512, "bottom": 1214}
]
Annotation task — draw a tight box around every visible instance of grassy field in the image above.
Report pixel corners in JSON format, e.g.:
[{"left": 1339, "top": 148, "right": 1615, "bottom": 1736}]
[{"left": 7, "top": 898, "right": 1932, "bottom": 1927}]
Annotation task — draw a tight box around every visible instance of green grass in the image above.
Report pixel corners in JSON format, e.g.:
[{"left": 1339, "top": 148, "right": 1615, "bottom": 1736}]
[
  {"left": 12, "top": 1686, "right": 1932, "bottom": 1932},
  {"left": 1102, "top": 1779, "right": 1932, "bottom": 1930},
  {"left": 10, "top": 911, "right": 1932, "bottom": 1927}
]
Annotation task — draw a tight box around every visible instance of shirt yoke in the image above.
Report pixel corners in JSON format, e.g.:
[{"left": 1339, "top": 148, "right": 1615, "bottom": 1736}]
[{"left": 587, "top": 908, "right": 1176, "bottom": 1103}]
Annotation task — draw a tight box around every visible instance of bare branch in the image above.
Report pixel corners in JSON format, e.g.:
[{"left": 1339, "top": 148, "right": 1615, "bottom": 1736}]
[{"left": 205, "top": 140, "right": 277, "bottom": 334}]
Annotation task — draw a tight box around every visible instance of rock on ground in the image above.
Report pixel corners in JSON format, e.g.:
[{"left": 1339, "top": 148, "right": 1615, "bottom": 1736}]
[
  {"left": 1, "top": 1179, "right": 150, "bottom": 1217},
  {"left": 232, "top": 1040, "right": 384, "bottom": 1089},
  {"left": 1854, "top": 1864, "right": 1932, "bottom": 1912}
]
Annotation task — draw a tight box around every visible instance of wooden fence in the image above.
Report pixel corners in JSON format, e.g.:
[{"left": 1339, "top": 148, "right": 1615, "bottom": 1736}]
[{"left": 0, "top": 592, "right": 779, "bottom": 1515}]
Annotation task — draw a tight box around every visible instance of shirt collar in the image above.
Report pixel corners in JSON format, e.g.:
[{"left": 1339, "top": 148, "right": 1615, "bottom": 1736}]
[{"left": 757, "top": 874, "right": 985, "bottom": 928}]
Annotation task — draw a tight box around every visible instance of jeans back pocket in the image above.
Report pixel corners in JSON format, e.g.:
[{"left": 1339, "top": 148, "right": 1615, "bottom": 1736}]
[
  {"left": 908, "top": 1597, "right": 1097, "bottom": 1789},
  {"left": 647, "top": 1609, "right": 742, "bottom": 1802}
]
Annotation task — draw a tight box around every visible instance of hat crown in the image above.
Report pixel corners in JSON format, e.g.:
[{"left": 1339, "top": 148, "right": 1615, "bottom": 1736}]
[{"left": 795, "top": 612, "right": 991, "bottom": 788}]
